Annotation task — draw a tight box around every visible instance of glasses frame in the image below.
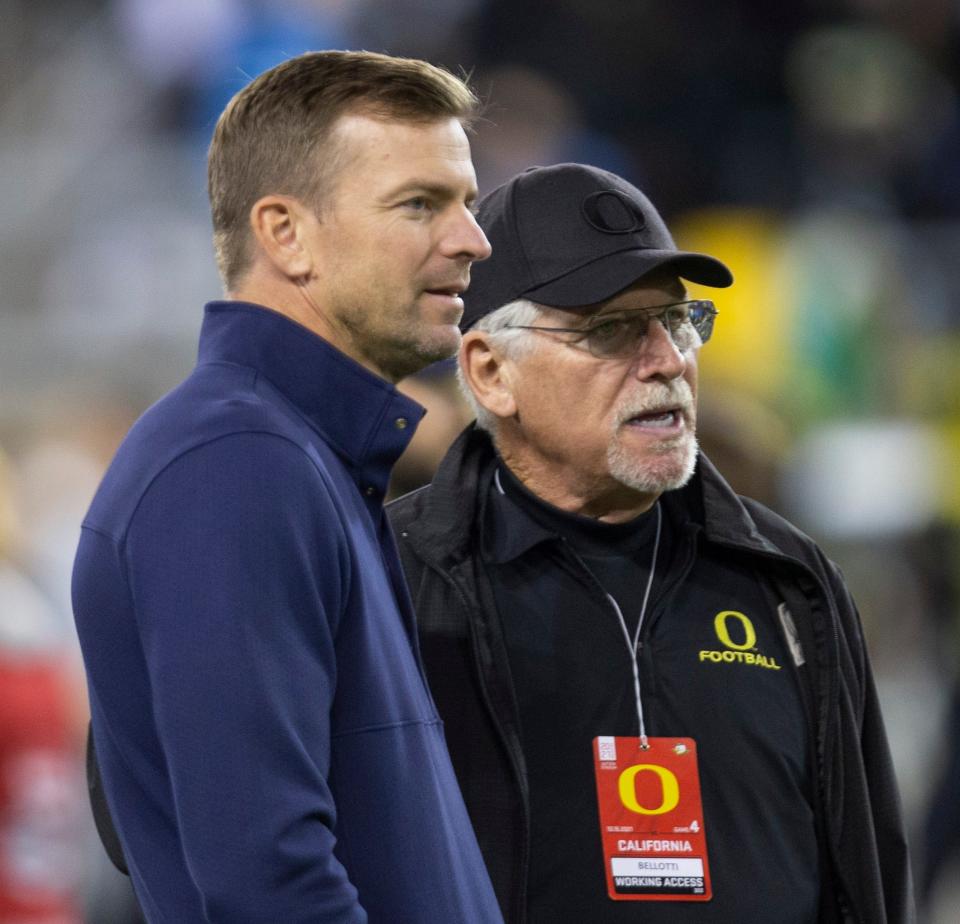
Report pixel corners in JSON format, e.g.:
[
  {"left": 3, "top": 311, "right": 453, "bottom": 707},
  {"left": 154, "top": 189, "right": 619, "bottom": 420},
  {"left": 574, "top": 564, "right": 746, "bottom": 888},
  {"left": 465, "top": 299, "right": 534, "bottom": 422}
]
[{"left": 502, "top": 299, "right": 719, "bottom": 358}]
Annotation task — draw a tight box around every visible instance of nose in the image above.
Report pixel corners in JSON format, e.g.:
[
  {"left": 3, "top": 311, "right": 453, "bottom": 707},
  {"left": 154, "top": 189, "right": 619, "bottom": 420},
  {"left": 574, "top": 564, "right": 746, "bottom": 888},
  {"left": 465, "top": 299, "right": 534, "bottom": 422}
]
[
  {"left": 440, "top": 206, "right": 492, "bottom": 262},
  {"left": 631, "top": 318, "right": 687, "bottom": 382}
]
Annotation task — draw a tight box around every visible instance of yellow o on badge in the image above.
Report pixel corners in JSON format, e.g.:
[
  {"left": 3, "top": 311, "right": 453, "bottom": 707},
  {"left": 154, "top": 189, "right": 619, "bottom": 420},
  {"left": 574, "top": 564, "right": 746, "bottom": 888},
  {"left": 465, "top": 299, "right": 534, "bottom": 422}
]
[
  {"left": 618, "top": 764, "right": 680, "bottom": 815},
  {"left": 714, "top": 610, "right": 756, "bottom": 650}
]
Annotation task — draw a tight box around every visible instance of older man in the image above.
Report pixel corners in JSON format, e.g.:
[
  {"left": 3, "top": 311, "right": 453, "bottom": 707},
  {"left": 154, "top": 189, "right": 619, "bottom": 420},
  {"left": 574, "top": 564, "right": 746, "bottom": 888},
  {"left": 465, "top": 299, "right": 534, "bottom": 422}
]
[
  {"left": 389, "top": 164, "right": 914, "bottom": 923},
  {"left": 73, "top": 51, "right": 500, "bottom": 923}
]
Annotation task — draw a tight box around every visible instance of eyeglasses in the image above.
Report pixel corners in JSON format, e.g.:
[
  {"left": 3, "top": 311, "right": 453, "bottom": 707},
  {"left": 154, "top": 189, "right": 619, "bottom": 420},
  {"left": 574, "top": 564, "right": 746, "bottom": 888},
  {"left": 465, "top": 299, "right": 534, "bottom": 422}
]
[{"left": 503, "top": 300, "right": 718, "bottom": 359}]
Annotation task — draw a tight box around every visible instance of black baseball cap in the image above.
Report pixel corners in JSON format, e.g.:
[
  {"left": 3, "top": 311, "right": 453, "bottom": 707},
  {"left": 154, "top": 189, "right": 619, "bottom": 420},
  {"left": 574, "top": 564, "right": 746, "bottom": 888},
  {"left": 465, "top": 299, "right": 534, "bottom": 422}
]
[{"left": 461, "top": 163, "right": 733, "bottom": 330}]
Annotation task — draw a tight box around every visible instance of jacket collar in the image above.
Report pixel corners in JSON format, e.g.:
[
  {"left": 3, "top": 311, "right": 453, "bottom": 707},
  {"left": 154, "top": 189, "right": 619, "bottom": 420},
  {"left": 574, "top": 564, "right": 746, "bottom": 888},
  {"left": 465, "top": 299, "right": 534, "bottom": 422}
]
[
  {"left": 403, "top": 423, "right": 788, "bottom": 565},
  {"left": 481, "top": 466, "right": 557, "bottom": 564},
  {"left": 695, "top": 453, "right": 785, "bottom": 557},
  {"left": 483, "top": 462, "right": 663, "bottom": 564},
  {"left": 400, "top": 425, "right": 495, "bottom": 564},
  {"left": 199, "top": 301, "right": 425, "bottom": 497}
]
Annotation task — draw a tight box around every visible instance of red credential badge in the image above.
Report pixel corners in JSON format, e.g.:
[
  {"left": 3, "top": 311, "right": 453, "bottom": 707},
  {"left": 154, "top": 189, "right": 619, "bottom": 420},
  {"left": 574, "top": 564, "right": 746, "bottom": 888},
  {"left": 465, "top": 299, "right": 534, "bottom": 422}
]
[{"left": 593, "top": 736, "right": 712, "bottom": 902}]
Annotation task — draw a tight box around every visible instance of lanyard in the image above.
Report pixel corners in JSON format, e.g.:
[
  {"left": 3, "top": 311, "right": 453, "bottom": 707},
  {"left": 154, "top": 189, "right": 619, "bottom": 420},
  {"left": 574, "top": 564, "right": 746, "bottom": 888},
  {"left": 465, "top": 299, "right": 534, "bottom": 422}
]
[
  {"left": 493, "top": 467, "right": 662, "bottom": 746},
  {"left": 606, "top": 502, "right": 662, "bottom": 749}
]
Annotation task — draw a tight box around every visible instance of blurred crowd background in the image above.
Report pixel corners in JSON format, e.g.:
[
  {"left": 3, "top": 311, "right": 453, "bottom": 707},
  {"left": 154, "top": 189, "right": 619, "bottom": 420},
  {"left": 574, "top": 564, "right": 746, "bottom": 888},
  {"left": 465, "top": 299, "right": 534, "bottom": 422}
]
[{"left": 1, "top": 0, "right": 958, "bottom": 921}]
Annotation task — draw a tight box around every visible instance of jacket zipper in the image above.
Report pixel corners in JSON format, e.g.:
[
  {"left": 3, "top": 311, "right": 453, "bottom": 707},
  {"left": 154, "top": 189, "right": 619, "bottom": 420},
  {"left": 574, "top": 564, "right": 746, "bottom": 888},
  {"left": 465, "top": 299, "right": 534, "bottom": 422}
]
[
  {"left": 424, "top": 559, "right": 531, "bottom": 924},
  {"left": 710, "top": 540, "right": 854, "bottom": 922}
]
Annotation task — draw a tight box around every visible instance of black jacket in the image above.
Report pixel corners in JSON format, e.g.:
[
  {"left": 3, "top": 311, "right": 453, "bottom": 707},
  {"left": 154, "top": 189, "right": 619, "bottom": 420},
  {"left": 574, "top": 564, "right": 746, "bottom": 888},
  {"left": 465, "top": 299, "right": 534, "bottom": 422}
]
[{"left": 388, "top": 425, "right": 915, "bottom": 924}]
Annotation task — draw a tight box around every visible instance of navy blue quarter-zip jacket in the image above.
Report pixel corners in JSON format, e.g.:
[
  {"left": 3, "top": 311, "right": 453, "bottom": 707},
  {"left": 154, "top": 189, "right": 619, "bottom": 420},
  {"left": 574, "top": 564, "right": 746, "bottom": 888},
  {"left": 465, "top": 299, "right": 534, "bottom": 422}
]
[{"left": 72, "top": 303, "right": 502, "bottom": 924}]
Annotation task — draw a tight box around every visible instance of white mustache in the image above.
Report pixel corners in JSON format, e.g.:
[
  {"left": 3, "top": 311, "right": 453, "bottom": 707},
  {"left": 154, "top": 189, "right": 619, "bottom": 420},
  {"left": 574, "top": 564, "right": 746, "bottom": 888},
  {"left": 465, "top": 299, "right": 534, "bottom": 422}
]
[{"left": 615, "top": 380, "right": 695, "bottom": 427}]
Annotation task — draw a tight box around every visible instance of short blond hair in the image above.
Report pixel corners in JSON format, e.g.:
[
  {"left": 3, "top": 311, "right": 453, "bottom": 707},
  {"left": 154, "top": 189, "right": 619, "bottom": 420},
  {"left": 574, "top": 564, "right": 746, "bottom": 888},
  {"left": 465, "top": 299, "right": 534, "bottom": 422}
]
[{"left": 208, "top": 50, "right": 480, "bottom": 290}]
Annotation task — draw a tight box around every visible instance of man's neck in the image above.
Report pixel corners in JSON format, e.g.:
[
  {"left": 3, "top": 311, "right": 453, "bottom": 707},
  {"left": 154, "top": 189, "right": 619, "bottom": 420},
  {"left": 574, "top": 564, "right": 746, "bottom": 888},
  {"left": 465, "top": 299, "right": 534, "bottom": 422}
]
[
  {"left": 230, "top": 279, "right": 328, "bottom": 340},
  {"left": 495, "top": 445, "right": 661, "bottom": 525},
  {"left": 228, "top": 280, "right": 394, "bottom": 383}
]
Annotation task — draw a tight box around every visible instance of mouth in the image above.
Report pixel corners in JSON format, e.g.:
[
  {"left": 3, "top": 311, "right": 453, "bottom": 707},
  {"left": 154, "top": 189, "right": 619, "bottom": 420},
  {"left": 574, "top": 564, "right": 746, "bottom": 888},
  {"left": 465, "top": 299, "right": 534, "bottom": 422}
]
[
  {"left": 422, "top": 284, "right": 465, "bottom": 310},
  {"left": 623, "top": 407, "right": 686, "bottom": 431}
]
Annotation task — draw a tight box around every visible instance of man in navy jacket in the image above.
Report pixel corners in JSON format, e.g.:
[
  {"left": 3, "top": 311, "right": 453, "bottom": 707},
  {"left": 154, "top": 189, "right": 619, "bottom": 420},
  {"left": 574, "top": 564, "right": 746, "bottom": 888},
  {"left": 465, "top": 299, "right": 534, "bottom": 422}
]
[{"left": 72, "top": 51, "right": 501, "bottom": 923}]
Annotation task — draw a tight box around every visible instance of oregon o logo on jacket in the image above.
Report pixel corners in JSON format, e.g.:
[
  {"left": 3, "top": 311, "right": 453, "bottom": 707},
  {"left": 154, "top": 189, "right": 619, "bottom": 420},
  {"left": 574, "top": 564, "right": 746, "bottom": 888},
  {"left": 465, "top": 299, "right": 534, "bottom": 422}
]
[
  {"left": 698, "top": 610, "right": 781, "bottom": 671},
  {"left": 713, "top": 610, "right": 755, "bottom": 650}
]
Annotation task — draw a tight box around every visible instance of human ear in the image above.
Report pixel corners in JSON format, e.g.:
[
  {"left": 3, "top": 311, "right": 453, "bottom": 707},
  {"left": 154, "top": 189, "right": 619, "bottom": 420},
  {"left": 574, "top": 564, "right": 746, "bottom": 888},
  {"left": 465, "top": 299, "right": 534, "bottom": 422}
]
[
  {"left": 460, "top": 332, "right": 518, "bottom": 420},
  {"left": 248, "top": 195, "right": 315, "bottom": 281}
]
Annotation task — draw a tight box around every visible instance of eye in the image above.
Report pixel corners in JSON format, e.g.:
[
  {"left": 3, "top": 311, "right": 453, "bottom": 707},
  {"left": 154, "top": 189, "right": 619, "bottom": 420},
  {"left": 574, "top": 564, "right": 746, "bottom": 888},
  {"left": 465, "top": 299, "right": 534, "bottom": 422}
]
[
  {"left": 402, "top": 196, "right": 432, "bottom": 212},
  {"left": 585, "top": 318, "right": 632, "bottom": 348}
]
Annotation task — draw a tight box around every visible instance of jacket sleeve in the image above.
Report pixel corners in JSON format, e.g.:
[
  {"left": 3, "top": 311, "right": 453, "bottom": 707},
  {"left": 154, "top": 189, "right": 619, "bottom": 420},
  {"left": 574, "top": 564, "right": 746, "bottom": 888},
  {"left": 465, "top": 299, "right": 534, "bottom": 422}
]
[
  {"left": 125, "top": 432, "right": 366, "bottom": 923},
  {"left": 825, "top": 561, "right": 916, "bottom": 924}
]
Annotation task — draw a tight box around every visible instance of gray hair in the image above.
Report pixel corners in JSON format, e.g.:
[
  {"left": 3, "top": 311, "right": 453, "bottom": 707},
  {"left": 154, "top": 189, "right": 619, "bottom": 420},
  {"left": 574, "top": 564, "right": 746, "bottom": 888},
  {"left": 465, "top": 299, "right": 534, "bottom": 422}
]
[{"left": 457, "top": 298, "right": 543, "bottom": 432}]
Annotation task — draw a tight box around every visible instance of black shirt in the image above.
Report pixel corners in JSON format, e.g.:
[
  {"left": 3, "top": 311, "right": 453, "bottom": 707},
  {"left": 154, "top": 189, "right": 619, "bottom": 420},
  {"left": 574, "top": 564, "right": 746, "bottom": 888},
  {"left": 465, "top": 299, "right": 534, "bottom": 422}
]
[{"left": 483, "top": 463, "right": 820, "bottom": 923}]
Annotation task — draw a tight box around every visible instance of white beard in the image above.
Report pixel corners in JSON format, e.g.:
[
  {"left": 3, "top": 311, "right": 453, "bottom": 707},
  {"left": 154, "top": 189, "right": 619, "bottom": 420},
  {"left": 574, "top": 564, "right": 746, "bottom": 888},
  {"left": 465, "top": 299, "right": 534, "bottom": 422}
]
[
  {"left": 607, "top": 429, "right": 698, "bottom": 493},
  {"left": 606, "top": 378, "right": 698, "bottom": 494}
]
